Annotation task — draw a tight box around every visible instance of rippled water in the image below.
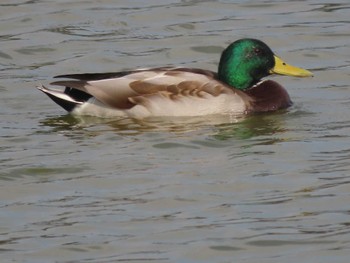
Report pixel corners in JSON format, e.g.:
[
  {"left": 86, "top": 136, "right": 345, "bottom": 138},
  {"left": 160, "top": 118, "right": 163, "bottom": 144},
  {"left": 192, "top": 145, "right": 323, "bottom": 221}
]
[{"left": 1, "top": 1, "right": 350, "bottom": 262}]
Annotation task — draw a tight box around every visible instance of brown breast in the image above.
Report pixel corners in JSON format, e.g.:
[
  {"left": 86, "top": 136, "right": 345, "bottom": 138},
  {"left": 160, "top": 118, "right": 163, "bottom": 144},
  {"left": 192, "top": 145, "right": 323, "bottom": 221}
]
[{"left": 244, "top": 80, "right": 292, "bottom": 113}]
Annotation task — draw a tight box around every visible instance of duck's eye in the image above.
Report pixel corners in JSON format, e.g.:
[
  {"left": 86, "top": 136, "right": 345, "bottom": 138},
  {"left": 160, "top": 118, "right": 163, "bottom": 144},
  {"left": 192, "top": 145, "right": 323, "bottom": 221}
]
[{"left": 254, "top": 48, "right": 262, "bottom": 55}]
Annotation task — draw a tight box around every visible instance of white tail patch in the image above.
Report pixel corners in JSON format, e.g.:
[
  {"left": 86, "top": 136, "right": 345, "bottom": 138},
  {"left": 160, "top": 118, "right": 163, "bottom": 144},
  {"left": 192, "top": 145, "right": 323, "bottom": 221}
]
[{"left": 37, "top": 85, "right": 82, "bottom": 105}]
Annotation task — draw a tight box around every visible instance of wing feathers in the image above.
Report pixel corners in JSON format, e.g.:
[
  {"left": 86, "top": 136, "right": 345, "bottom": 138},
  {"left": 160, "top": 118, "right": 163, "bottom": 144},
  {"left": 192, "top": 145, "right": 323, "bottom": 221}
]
[{"left": 50, "top": 68, "right": 235, "bottom": 110}]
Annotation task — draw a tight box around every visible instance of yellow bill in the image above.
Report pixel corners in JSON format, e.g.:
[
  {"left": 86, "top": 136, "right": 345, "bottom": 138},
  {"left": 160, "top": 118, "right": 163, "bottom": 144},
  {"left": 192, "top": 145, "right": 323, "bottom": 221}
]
[{"left": 270, "top": 55, "right": 313, "bottom": 77}]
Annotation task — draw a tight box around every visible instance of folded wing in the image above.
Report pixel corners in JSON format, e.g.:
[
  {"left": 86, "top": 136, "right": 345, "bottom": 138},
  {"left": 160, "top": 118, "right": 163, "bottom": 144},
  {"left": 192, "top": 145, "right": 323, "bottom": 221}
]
[{"left": 51, "top": 68, "right": 235, "bottom": 110}]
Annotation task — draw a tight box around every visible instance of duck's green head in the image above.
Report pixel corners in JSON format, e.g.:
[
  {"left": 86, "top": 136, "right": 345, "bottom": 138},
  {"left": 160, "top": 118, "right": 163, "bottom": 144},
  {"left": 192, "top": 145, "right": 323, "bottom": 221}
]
[{"left": 218, "top": 38, "right": 313, "bottom": 90}]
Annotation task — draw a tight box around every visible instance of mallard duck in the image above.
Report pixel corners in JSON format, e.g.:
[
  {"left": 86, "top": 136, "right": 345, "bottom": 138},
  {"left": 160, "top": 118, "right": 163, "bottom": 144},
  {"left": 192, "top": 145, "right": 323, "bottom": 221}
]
[{"left": 37, "top": 38, "right": 312, "bottom": 118}]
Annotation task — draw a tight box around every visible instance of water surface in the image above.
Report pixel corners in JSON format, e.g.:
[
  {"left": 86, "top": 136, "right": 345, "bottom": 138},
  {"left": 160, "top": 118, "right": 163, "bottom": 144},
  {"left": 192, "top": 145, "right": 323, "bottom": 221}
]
[{"left": 1, "top": 1, "right": 350, "bottom": 262}]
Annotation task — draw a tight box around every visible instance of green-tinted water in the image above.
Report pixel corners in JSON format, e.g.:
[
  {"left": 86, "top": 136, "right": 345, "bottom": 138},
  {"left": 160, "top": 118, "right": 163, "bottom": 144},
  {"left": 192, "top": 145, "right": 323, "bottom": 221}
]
[{"left": 1, "top": 1, "right": 350, "bottom": 262}]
